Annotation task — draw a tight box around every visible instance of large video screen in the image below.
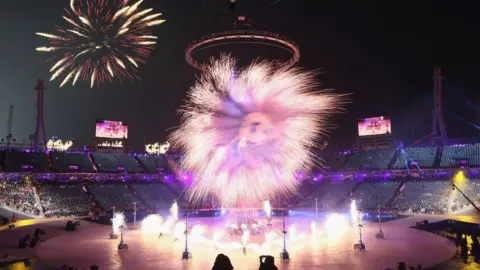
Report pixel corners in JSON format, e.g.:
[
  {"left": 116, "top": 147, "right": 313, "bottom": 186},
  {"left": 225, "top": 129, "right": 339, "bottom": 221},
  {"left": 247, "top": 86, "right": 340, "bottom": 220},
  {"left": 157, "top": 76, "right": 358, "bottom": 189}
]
[
  {"left": 358, "top": 117, "right": 391, "bottom": 136},
  {"left": 95, "top": 120, "right": 128, "bottom": 139}
]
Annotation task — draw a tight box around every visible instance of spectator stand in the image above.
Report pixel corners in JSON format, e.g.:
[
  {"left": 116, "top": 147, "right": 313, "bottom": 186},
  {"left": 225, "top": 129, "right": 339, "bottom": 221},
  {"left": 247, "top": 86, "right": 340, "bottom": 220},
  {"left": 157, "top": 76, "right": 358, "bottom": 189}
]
[
  {"left": 2, "top": 150, "right": 49, "bottom": 173},
  {"left": 136, "top": 155, "right": 169, "bottom": 174},
  {"left": 344, "top": 149, "right": 396, "bottom": 171},
  {"left": 319, "top": 151, "right": 351, "bottom": 172},
  {"left": 51, "top": 151, "right": 95, "bottom": 173},
  {"left": 36, "top": 182, "right": 92, "bottom": 218},
  {"left": 353, "top": 180, "right": 401, "bottom": 211},
  {"left": 394, "top": 146, "right": 438, "bottom": 169},
  {"left": 0, "top": 177, "right": 42, "bottom": 217},
  {"left": 87, "top": 182, "right": 147, "bottom": 213},
  {"left": 440, "top": 144, "right": 480, "bottom": 168},
  {"left": 133, "top": 183, "right": 178, "bottom": 210}
]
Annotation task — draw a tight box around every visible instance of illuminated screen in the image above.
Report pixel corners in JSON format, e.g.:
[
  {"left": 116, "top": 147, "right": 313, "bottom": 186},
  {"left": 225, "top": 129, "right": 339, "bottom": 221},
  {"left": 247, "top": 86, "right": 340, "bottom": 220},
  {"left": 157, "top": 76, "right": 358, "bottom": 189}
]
[
  {"left": 358, "top": 117, "right": 391, "bottom": 136},
  {"left": 95, "top": 120, "right": 128, "bottom": 139}
]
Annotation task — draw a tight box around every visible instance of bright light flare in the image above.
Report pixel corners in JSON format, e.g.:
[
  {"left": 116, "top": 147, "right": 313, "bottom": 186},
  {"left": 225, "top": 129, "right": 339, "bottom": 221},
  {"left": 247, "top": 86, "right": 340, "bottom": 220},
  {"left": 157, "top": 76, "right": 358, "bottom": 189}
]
[
  {"left": 112, "top": 212, "right": 126, "bottom": 235},
  {"left": 350, "top": 199, "right": 358, "bottom": 225},
  {"left": 170, "top": 201, "right": 179, "bottom": 220},
  {"left": 141, "top": 214, "right": 164, "bottom": 234},
  {"left": 242, "top": 230, "right": 250, "bottom": 247},
  {"left": 263, "top": 201, "right": 272, "bottom": 218},
  {"left": 325, "top": 213, "right": 348, "bottom": 237}
]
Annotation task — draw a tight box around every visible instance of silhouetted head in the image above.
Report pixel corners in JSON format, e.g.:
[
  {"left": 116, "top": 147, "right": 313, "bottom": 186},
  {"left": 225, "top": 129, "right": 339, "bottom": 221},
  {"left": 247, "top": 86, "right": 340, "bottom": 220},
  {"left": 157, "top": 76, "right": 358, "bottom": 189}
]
[{"left": 212, "top": 254, "right": 234, "bottom": 270}]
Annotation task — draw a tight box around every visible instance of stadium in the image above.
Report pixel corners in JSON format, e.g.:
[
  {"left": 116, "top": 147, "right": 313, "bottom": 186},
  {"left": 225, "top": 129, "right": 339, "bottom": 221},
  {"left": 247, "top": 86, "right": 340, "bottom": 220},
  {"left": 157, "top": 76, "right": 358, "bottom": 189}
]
[
  {"left": 1, "top": 1, "right": 480, "bottom": 270},
  {"left": 1, "top": 116, "right": 480, "bottom": 269}
]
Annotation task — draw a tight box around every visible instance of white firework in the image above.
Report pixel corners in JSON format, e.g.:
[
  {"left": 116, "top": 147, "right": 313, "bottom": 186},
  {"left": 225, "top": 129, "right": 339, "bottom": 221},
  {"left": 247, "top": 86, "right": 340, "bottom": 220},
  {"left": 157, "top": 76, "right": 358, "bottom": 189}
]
[{"left": 170, "top": 56, "right": 342, "bottom": 207}]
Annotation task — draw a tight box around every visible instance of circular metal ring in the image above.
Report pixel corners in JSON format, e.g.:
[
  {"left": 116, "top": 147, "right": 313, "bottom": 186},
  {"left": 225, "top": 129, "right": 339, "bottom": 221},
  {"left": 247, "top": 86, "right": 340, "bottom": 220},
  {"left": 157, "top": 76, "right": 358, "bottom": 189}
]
[{"left": 185, "top": 30, "right": 300, "bottom": 71}]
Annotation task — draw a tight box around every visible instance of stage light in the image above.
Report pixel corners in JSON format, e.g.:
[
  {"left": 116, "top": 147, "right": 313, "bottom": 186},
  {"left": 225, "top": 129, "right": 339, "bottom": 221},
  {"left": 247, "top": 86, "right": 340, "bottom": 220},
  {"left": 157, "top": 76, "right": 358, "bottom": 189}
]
[{"left": 453, "top": 170, "right": 467, "bottom": 184}]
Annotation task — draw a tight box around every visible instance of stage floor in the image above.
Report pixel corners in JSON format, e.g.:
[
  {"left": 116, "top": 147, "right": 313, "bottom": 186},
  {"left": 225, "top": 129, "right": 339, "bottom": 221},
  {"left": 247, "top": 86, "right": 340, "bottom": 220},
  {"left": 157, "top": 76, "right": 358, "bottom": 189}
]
[{"left": 31, "top": 215, "right": 457, "bottom": 270}]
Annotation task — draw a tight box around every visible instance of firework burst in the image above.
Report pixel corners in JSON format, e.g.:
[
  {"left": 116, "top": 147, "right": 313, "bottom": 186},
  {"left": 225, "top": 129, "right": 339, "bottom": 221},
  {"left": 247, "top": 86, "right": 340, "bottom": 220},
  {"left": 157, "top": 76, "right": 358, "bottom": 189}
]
[
  {"left": 170, "top": 56, "right": 342, "bottom": 208},
  {"left": 36, "top": 0, "right": 165, "bottom": 88}
]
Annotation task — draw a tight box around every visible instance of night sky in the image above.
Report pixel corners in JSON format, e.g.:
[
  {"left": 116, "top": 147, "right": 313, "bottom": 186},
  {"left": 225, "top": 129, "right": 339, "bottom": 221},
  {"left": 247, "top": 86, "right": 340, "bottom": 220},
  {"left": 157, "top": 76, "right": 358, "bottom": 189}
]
[{"left": 1, "top": 0, "right": 479, "bottom": 150}]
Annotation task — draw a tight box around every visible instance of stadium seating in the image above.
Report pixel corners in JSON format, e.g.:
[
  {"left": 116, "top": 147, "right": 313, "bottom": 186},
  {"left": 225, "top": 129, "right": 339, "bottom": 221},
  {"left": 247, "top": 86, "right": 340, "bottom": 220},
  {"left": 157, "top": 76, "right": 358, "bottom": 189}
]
[
  {"left": 91, "top": 153, "right": 144, "bottom": 173},
  {"left": 38, "top": 183, "right": 91, "bottom": 218},
  {"left": 136, "top": 155, "right": 169, "bottom": 173},
  {"left": 391, "top": 180, "right": 453, "bottom": 214},
  {"left": 393, "top": 146, "right": 438, "bottom": 169},
  {"left": 133, "top": 183, "right": 178, "bottom": 209},
  {"left": 440, "top": 144, "right": 480, "bottom": 168},
  {"left": 0, "top": 180, "right": 41, "bottom": 215},
  {"left": 450, "top": 179, "right": 480, "bottom": 212},
  {"left": 88, "top": 183, "right": 146, "bottom": 211},
  {"left": 3, "top": 151, "right": 49, "bottom": 172},
  {"left": 297, "top": 180, "right": 357, "bottom": 210},
  {"left": 353, "top": 181, "right": 400, "bottom": 209},
  {"left": 52, "top": 152, "right": 95, "bottom": 172},
  {"left": 322, "top": 153, "right": 349, "bottom": 171},
  {"left": 344, "top": 149, "right": 395, "bottom": 170}
]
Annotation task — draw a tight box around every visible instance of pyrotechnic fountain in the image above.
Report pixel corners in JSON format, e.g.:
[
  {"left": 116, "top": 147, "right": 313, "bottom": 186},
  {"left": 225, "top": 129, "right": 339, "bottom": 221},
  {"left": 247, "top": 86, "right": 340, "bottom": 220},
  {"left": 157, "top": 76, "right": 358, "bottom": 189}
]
[
  {"left": 110, "top": 211, "right": 126, "bottom": 239},
  {"left": 264, "top": 201, "right": 272, "bottom": 226},
  {"left": 350, "top": 199, "right": 359, "bottom": 226},
  {"left": 170, "top": 201, "right": 178, "bottom": 220}
]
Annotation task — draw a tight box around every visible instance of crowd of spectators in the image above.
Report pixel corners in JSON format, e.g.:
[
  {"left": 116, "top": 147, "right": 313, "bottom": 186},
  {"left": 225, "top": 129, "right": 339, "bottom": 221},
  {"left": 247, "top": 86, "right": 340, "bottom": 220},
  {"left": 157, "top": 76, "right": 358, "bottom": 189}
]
[
  {"left": 392, "top": 180, "right": 453, "bottom": 214},
  {"left": 37, "top": 183, "right": 92, "bottom": 218},
  {"left": 0, "top": 180, "right": 41, "bottom": 215},
  {"left": 353, "top": 180, "right": 400, "bottom": 210}
]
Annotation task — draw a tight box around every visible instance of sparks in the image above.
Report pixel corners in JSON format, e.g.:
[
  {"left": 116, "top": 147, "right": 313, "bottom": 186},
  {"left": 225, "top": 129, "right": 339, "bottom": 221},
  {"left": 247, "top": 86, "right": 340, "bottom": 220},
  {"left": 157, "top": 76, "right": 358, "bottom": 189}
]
[
  {"left": 90, "top": 69, "right": 96, "bottom": 88},
  {"left": 126, "top": 0, "right": 143, "bottom": 16},
  {"left": 50, "top": 66, "right": 66, "bottom": 81},
  {"left": 35, "top": 32, "right": 67, "bottom": 40},
  {"left": 138, "top": 41, "right": 156, "bottom": 45},
  {"left": 70, "top": 0, "right": 76, "bottom": 14},
  {"left": 72, "top": 67, "right": 82, "bottom": 86},
  {"left": 36, "top": 47, "right": 57, "bottom": 52},
  {"left": 107, "top": 63, "right": 114, "bottom": 77},
  {"left": 146, "top": 19, "right": 166, "bottom": 27},
  {"left": 63, "top": 16, "right": 81, "bottom": 28},
  {"left": 36, "top": 0, "right": 165, "bottom": 87},
  {"left": 50, "top": 57, "right": 69, "bottom": 72},
  {"left": 170, "top": 56, "right": 342, "bottom": 208},
  {"left": 126, "top": 56, "right": 138, "bottom": 67},
  {"left": 67, "top": 29, "right": 88, "bottom": 38},
  {"left": 78, "top": 16, "right": 92, "bottom": 27},
  {"left": 112, "top": 6, "right": 130, "bottom": 22},
  {"left": 60, "top": 70, "right": 75, "bottom": 88},
  {"left": 115, "top": 57, "right": 126, "bottom": 69},
  {"left": 140, "top": 13, "right": 162, "bottom": 22},
  {"left": 117, "top": 28, "right": 129, "bottom": 36},
  {"left": 139, "top": 35, "right": 157, "bottom": 39}
]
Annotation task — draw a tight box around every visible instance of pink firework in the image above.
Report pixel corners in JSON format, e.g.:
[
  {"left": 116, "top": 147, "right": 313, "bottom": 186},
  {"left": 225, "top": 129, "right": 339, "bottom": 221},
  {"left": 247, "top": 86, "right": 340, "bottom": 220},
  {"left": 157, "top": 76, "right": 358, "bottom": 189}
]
[
  {"left": 36, "top": 0, "right": 165, "bottom": 88},
  {"left": 170, "top": 56, "right": 342, "bottom": 208}
]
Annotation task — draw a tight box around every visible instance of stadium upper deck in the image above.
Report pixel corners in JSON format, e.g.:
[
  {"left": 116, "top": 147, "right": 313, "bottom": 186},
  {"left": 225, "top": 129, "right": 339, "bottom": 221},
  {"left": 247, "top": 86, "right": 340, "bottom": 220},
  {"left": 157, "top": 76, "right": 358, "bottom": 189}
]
[{"left": 1, "top": 143, "right": 480, "bottom": 174}]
